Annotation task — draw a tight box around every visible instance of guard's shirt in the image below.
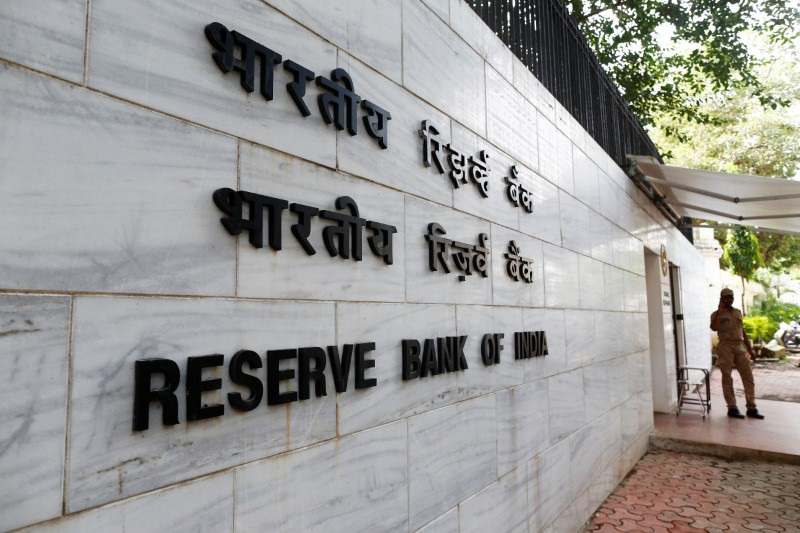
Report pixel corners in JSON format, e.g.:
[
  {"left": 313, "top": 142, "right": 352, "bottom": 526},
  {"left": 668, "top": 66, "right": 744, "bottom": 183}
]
[{"left": 710, "top": 307, "right": 744, "bottom": 342}]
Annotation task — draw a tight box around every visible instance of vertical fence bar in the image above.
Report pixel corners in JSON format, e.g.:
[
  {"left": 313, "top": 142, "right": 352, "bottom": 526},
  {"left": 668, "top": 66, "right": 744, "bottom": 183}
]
[{"left": 464, "top": 0, "right": 661, "bottom": 166}]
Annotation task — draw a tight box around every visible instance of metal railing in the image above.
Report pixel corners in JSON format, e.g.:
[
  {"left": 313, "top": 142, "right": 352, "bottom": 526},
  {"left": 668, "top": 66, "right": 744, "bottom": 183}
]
[{"left": 465, "top": 0, "right": 662, "bottom": 167}]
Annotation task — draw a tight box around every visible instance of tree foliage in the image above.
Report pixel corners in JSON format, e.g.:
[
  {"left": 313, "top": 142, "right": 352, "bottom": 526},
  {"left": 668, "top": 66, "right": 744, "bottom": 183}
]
[
  {"left": 565, "top": 0, "right": 800, "bottom": 127},
  {"left": 722, "top": 229, "right": 764, "bottom": 312}
]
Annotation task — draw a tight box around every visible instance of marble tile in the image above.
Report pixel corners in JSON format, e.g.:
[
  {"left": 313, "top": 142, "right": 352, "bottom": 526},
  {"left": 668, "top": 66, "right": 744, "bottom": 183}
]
[
  {"left": 403, "top": 0, "right": 486, "bottom": 135},
  {"left": 408, "top": 395, "right": 496, "bottom": 530},
  {"left": 459, "top": 466, "right": 528, "bottom": 533},
  {"left": 578, "top": 255, "right": 605, "bottom": 310},
  {"left": 517, "top": 168, "right": 562, "bottom": 247},
  {"left": 266, "top": 0, "right": 402, "bottom": 82},
  {"left": 612, "top": 232, "right": 633, "bottom": 273},
  {"left": 422, "top": 0, "right": 450, "bottom": 22},
  {"left": 0, "top": 66, "right": 237, "bottom": 296},
  {"left": 565, "top": 309, "right": 595, "bottom": 369},
  {"left": 559, "top": 191, "right": 592, "bottom": 256},
  {"left": 237, "top": 144, "right": 405, "bottom": 302},
  {"left": 543, "top": 244, "right": 580, "bottom": 309},
  {"left": 35, "top": 473, "right": 233, "bottom": 533},
  {"left": 490, "top": 225, "right": 545, "bottom": 308},
  {"left": 603, "top": 264, "right": 625, "bottom": 311},
  {"left": 455, "top": 305, "right": 524, "bottom": 399},
  {"left": 586, "top": 464, "right": 618, "bottom": 517},
  {"left": 522, "top": 308, "right": 568, "bottom": 382},
  {"left": 623, "top": 270, "right": 643, "bottom": 312},
  {"left": 594, "top": 311, "right": 625, "bottom": 361},
  {"left": 449, "top": 0, "right": 514, "bottom": 81},
  {"left": 67, "top": 297, "right": 336, "bottom": 511},
  {"left": 0, "top": 295, "right": 70, "bottom": 531},
  {"left": 89, "top": 0, "right": 337, "bottom": 167},
  {"left": 548, "top": 368, "right": 584, "bottom": 444},
  {"left": 527, "top": 439, "right": 571, "bottom": 533},
  {"left": 589, "top": 210, "right": 615, "bottom": 265},
  {"left": 512, "top": 60, "right": 556, "bottom": 123},
  {"left": 416, "top": 506, "right": 459, "bottom": 533},
  {"left": 336, "top": 53, "right": 454, "bottom": 206},
  {"left": 584, "top": 136, "right": 610, "bottom": 176},
  {"left": 621, "top": 396, "right": 640, "bottom": 450},
  {"left": 545, "top": 490, "right": 589, "bottom": 533},
  {"left": 335, "top": 303, "right": 457, "bottom": 435},
  {"left": 485, "top": 65, "right": 538, "bottom": 171},
  {"left": 236, "top": 421, "right": 407, "bottom": 532},
  {"left": 556, "top": 131, "right": 575, "bottom": 196},
  {"left": 537, "top": 113, "right": 558, "bottom": 186},
  {"left": 598, "top": 171, "right": 620, "bottom": 225},
  {"left": 405, "top": 196, "right": 493, "bottom": 304},
  {"left": 638, "top": 389, "right": 654, "bottom": 434},
  {"left": 0, "top": 0, "right": 85, "bottom": 83},
  {"left": 583, "top": 359, "right": 615, "bottom": 421},
  {"left": 572, "top": 148, "right": 600, "bottom": 212},
  {"left": 569, "top": 408, "right": 621, "bottom": 498},
  {"left": 450, "top": 123, "right": 524, "bottom": 230},
  {"left": 496, "top": 379, "right": 550, "bottom": 477}
]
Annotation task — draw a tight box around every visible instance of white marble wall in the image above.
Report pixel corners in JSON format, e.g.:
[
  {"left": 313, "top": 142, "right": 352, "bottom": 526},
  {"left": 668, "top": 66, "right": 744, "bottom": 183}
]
[{"left": 0, "top": 0, "right": 709, "bottom": 531}]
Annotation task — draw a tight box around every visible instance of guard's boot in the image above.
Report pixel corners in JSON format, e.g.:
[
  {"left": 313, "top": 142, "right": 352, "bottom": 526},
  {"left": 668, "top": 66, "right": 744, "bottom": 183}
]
[
  {"left": 727, "top": 408, "right": 745, "bottom": 419},
  {"left": 746, "top": 409, "right": 765, "bottom": 419}
]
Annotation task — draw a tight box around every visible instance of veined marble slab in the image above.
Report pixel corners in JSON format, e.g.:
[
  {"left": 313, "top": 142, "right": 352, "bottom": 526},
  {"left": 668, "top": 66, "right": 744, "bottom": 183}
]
[
  {"left": 572, "top": 148, "right": 600, "bottom": 212},
  {"left": 513, "top": 59, "right": 555, "bottom": 124},
  {"left": 408, "top": 395, "right": 497, "bottom": 530},
  {"left": 335, "top": 302, "right": 458, "bottom": 436},
  {"left": 0, "top": 65, "right": 237, "bottom": 295},
  {"left": 265, "top": 0, "right": 402, "bottom": 83},
  {"left": 589, "top": 210, "right": 615, "bottom": 265},
  {"left": 559, "top": 191, "right": 592, "bottom": 256},
  {"left": 0, "top": 295, "right": 70, "bottom": 531},
  {"left": 486, "top": 65, "right": 538, "bottom": 172},
  {"left": 459, "top": 466, "right": 528, "bottom": 533},
  {"left": 537, "top": 113, "right": 558, "bottom": 186},
  {"left": 33, "top": 473, "right": 233, "bottom": 533},
  {"left": 527, "top": 439, "right": 571, "bottom": 533},
  {"left": 569, "top": 407, "right": 622, "bottom": 499},
  {"left": 496, "top": 379, "right": 550, "bottom": 477},
  {"left": 403, "top": 0, "right": 486, "bottom": 136},
  {"left": 547, "top": 368, "right": 584, "bottom": 444},
  {"left": 416, "top": 506, "right": 459, "bottom": 533},
  {"left": 0, "top": 0, "right": 85, "bottom": 83},
  {"left": 89, "top": 0, "right": 337, "bottom": 167},
  {"left": 336, "top": 53, "right": 454, "bottom": 207},
  {"left": 237, "top": 144, "right": 405, "bottom": 302},
  {"left": 235, "top": 421, "right": 408, "bottom": 532},
  {"left": 565, "top": 309, "right": 596, "bottom": 369},
  {"left": 405, "top": 196, "right": 493, "bottom": 304},
  {"left": 578, "top": 255, "right": 605, "bottom": 310},
  {"left": 542, "top": 244, "right": 579, "bottom": 308},
  {"left": 67, "top": 296, "right": 336, "bottom": 511}
]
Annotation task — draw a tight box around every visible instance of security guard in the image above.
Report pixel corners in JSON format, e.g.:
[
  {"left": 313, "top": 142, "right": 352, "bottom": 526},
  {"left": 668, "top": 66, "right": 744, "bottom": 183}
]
[{"left": 710, "top": 288, "right": 764, "bottom": 419}]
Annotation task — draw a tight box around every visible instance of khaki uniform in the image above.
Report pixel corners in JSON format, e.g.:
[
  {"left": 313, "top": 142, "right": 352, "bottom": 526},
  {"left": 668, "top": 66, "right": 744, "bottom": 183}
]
[{"left": 711, "top": 307, "right": 756, "bottom": 409}]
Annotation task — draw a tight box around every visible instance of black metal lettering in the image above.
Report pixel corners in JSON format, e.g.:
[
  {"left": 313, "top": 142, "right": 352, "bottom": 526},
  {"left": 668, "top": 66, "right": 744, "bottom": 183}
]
[
  {"left": 267, "top": 349, "right": 298, "bottom": 405},
  {"left": 289, "top": 203, "right": 319, "bottom": 255},
  {"left": 361, "top": 100, "right": 391, "bottom": 149},
  {"left": 133, "top": 358, "right": 180, "bottom": 431},
  {"left": 284, "top": 59, "right": 315, "bottom": 116},
  {"left": 228, "top": 350, "right": 264, "bottom": 412},
  {"left": 205, "top": 22, "right": 234, "bottom": 73},
  {"left": 481, "top": 333, "right": 495, "bottom": 366},
  {"left": 456, "top": 335, "right": 468, "bottom": 370},
  {"left": 354, "top": 342, "right": 377, "bottom": 389},
  {"left": 186, "top": 355, "right": 225, "bottom": 421},
  {"left": 298, "top": 347, "right": 327, "bottom": 400},
  {"left": 420, "top": 338, "right": 438, "bottom": 377},
  {"left": 401, "top": 339, "right": 421, "bottom": 381},
  {"left": 316, "top": 68, "right": 361, "bottom": 135},
  {"left": 327, "top": 344, "right": 353, "bottom": 392},
  {"left": 437, "top": 337, "right": 455, "bottom": 373},
  {"left": 320, "top": 196, "right": 365, "bottom": 260},
  {"left": 230, "top": 31, "right": 282, "bottom": 100}
]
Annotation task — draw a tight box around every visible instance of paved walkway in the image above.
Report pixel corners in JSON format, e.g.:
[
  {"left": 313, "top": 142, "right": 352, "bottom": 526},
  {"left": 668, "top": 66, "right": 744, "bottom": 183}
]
[
  {"left": 584, "top": 449, "right": 800, "bottom": 532},
  {"left": 584, "top": 360, "right": 800, "bottom": 532}
]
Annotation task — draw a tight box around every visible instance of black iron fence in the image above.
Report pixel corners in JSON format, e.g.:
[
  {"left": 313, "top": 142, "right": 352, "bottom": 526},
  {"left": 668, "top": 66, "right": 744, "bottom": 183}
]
[{"left": 465, "top": 0, "right": 662, "bottom": 167}]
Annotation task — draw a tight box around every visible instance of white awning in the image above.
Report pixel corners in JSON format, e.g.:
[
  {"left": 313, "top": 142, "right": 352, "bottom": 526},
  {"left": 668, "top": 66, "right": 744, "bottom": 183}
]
[{"left": 629, "top": 155, "right": 800, "bottom": 235}]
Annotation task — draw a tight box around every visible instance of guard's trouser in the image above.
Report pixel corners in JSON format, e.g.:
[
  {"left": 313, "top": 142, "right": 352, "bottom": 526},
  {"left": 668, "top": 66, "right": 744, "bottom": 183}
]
[{"left": 717, "top": 340, "right": 756, "bottom": 410}]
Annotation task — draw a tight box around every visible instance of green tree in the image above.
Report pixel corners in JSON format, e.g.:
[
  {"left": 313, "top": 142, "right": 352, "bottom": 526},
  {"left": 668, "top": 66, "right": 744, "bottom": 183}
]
[
  {"left": 722, "top": 229, "right": 764, "bottom": 313},
  {"left": 565, "top": 0, "right": 800, "bottom": 127}
]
